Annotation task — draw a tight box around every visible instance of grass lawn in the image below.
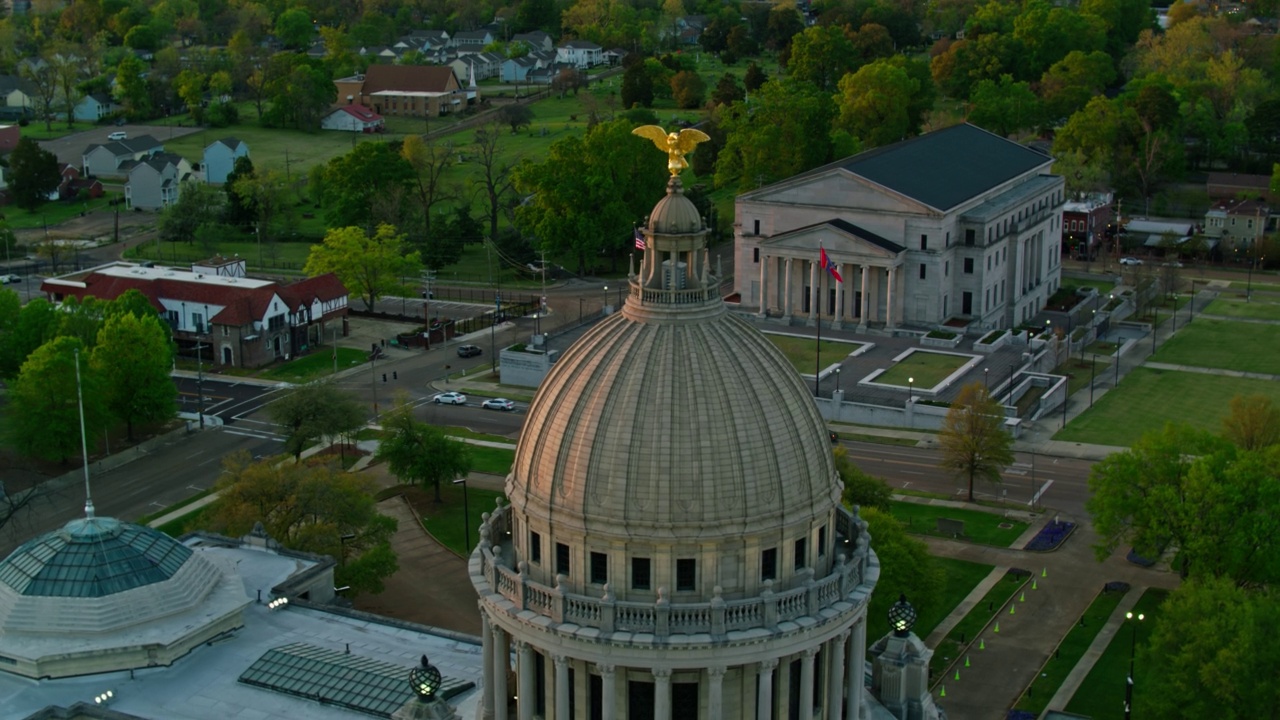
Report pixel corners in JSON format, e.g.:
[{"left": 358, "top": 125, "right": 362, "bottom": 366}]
[
  {"left": 1085, "top": 341, "right": 1119, "bottom": 355},
  {"left": 416, "top": 483, "right": 506, "bottom": 556},
  {"left": 160, "top": 122, "right": 417, "bottom": 179},
  {"left": 929, "top": 570, "right": 1027, "bottom": 677},
  {"left": 866, "top": 557, "right": 994, "bottom": 650},
  {"left": 441, "top": 426, "right": 516, "bottom": 443},
  {"left": 133, "top": 488, "right": 215, "bottom": 526},
  {"left": 763, "top": 334, "right": 862, "bottom": 374},
  {"left": 1203, "top": 296, "right": 1280, "bottom": 321},
  {"left": 1152, "top": 319, "right": 1280, "bottom": 374},
  {"left": 877, "top": 351, "right": 970, "bottom": 388},
  {"left": 1013, "top": 587, "right": 1129, "bottom": 715},
  {"left": 22, "top": 121, "right": 100, "bottom": 140},
  {"left": 259, "top": 347, "right": 369, "bottom": 383},
  {"left": 1064, "top": 589, "right": 1169, "bottom": 718},
  {"left": 1229, "top": 279, "right": 1280, "bottom": 291},
  {"left": 1053, "top": 357, "right": 1111, "bottom": 397},
  {"left": 467, "top": 445, "right": 515, "bottom": 476},
  {"left": 834, "top": 431, "right": 920, "bottom": 447},
  {"left": 125, "top": 236, "right": 314, "bottom": 271},
  {"left": 3, "top": 194, "right": 120, "bottom": 230},
  {"left": 890, "top": 502, "right": 1029, "bottom": 547},
  {"left": 156, "top": 504, "right": 215, "bottom": 537},
  {"left": 1053, "top": 367, "right": 1280, "bottom": 445}
]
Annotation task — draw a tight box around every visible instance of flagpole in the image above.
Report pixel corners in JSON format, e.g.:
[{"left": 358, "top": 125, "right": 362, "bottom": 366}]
[{"left": 815, "top": 247, "right": 822, "bottom": 397}]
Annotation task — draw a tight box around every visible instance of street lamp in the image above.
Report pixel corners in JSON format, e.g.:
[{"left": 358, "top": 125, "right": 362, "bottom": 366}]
[
  {"left": 907, "top": 377, "right": 914, "bottom": 404},
  {"left": 1124, "top": 611, "right": 1145, "bottom": 720},
  {"left": 1172, "top": 293, "right": 1178, "bottom": 331},
  {"left": 452, "top": 477, "right": 471, "bottom": 553},
  {"left": 603, "top": 285, "right": 609, "bottom": 313},
  {"left": 835, "top": 366, "right": 841, "bottom": 393}
]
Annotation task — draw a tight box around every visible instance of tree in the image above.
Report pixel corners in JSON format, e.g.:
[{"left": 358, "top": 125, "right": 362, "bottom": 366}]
[
  {"left": 858, "top": 506, "right": 943, "bottom": 630},
  {"left": 174, "top": 69, "right": 205, "bottom": 123},
  {"left": 1221, "top": 394, "right": 1280, "bottom": 451},
  {"left": 515, "top": 119, "right": 667, "bottom": 274},
  {"left": 1142, "top": 578, "right": 1280, "bottom": 718},
  {"left": 0, "top": 298, "right": 61, "bottom": 380},
  {"left": 113, "top": 53, "right": 151, "bottom": 120},
  {"left": 835, "top": 60, "right": 920, "bottom": 150},
  {"left": 304, "top": 224, "right": 422, "bottom": 312},
  {"left": 261, "top": 54, "right": 334, "bottom": 131},
  {"left": 787, "top": 24, "right": 859, "bottom": 93},
  {"left": 323, "top": 142, "right": 416, "bottom": 232},
  {"left": 376, "top": 400, "right": 471, "bottom": 503},
  {"left": 621, "top": 60, "right": 653, "bottom": 109},
  {"left": 1039, "top": 50, "right": 1115, "bottom": 122},
  {"left": 939, "top": 382, "right": 1014, "bottom": 502},
  {"left": 744, "top": 62, "right": 767, "bottom": 92},
  {"left": 7, "top": 137, "right": 60, "bottom": 211},
  {"left": 49, "top": 44, "right": 87, "bottom": 130},
  {"left": 90, "top": 313, "right": 175, "bottom": 440},
  {"left": 159, "top": 182, "right": 224, "bottom": 244},
  {"left": 208, "top": 451, "right": 398, "bottom": 596},
  {"left": 6, "top": 337, "right": 110, "bottom": 463},
  {"left": 836, "top": 446, "right": 892, "bottom": 511},
  {"left": 496, "top": 103, "right": 535, "bottom": 134},
  {"left": 710, "top": 73, "right": 744, "bottom": 107},
  {"left": 401, "top": 135, "right": 456, "bottom": 248},
  {"left": 1080, "top": 0, "right": 1154, "bottom": 59},
  {"left": 472, "top": 121, "right": 521, "bottom": 243},
  {"left": 232, "top": 169, "right": 290, "bottom": 258},
  {"left": 273, "top": 8, "right": 312, "bottom": 50},
  {"left": 967, "top": 74, "right": 1041, "bottom": 137},
  {"left": 268, "top": 380, "right": 367, "bottom": 461},
  {"left": 20, "top": 55, "right": 59, "bottom": 131},
  {"left": 670, "top": 70, "right": 706, "bottom": 109},
  {"left": 223, "top": 155, "right": 257, "bottom": 228},
  {"left": 715, "top": 78, "right": 836, "bottom": 191}
]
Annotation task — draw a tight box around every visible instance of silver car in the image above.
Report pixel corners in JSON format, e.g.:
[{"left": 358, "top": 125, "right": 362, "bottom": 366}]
[{"left": 432, "top": 391, "right": 467, "bottom": 405}]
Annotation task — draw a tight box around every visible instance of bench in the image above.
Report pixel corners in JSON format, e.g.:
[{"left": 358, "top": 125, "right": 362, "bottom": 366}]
[{"left": 936, "top": 518, "right": 965, "bottom": 538}]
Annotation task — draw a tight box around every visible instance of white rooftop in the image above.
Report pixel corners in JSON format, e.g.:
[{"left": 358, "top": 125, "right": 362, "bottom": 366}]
[
  {"left": 46, "top": 262, "right": 274, "bottom": 290},
  {"left": 0, "top": 541, "right": 483, "bottom": 720}
]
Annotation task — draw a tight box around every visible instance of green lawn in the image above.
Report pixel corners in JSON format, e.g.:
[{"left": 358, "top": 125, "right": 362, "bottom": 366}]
[
  {"left": 3, "top": 194, "right": 120, "bottom": 230},
  {"left": 160, "top": 122, "right": 417, "bottom": 179},
  {"left": 1229, "top": 279, "right": 1280, "bottom": 291},
  {"left": 1064, "top": 589, "right": 1170, "bottom": 718},
  {"left": 22, "top": 121, "right": 101, "bottom": 140},
  {"left": 133, "top": 488, "right": 215, "bottom": 526},
  {"left": 1053, "top": 367, "right": 1280, "bottom": 446},
  {"left": 1151, "top": 319, "right": 1280, "bottom": 374},
  {"left": 1053, "top": 357, "right": 1112, "bottom": 397},
  {"left": 125, "top": 236, "right": 314, "bottom": 271},
  {"left": 417, "top": 484, "right": 506, "bottom": 556},
  {"left": 441, "top": 426, "right": 517, "bottom": 443},
  {"left": 259, "top": 347, "right": 369, "bottom": 383},
  {"left": 1013, "top": 587, "right": 1129, "bottom": 715},
  {"left": 929, "top": 570, "right": 1027, "bottom": 677},
  {"left": 763, "top": 334, "right": 862, "bottom": 374},
  {"left": 1203, "top": 296, "right": 1280, "bottom": 321},
  {"left": 156, "top": 504, "right": 215, "bottom": 537},
  {"left": 866, "top": 557, "right": 994, "bottom": 650},
  {"left": 890, "top": 501, "right": 1029, "bottom": 547},
  {"left": 877, "top": 351, "right": 970, "bottom": 388},
  {"left": 467, "top": 445, "right": 515, "bottom": 476}
]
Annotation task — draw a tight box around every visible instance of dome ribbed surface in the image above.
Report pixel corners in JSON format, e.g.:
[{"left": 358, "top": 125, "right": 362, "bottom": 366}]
[
  {"left": 647, "top": 189, "right": 702, "bottom": 235},
  {"left": 0, "top": 516, "right": 193, "bottom": 598},
  {"left": 509, "top": 305, "right": 840, "bottom": 539}
]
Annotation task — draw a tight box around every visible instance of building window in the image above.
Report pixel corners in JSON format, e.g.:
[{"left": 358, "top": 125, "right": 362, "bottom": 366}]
[
  {"left": 793, "top": 538, "right": 807, "bottom": 570},
  {"left": 676, "top": 558, "right": 696, "bottom": 591},
  {"left": 761, "top": 548, "right": 777, "bottom": 581},
  {"left": 530, "top": 532, "right": 542, "bottom": 564},
  {"left": 632, "top": 557, "right": 651, "bottom": 590},
  {"left": 966, "top": 229, "right": 976, "bottom": 246},
  {"left": 753, "top": 247, "right": 759, "bottom": 263},
  {"left": 920, "top": 234, "right": 928, "bottom": 250},
  {"left": 987, "top": 256, "right": 991, "bottom": 271},
  {"left": 964, "top": 258, "right": 974, "bottom": 274},
  {"left": 919, "top": 263, "right": 926, "bottom": 280},
  {"left": 753, "top": 219, "right": 760, "bottom": 235},
  {"left": 590, "top": 552, "right": 607, "bottom": 584},
  {"left": 945, "top": 261, "right": 949, "bottom": 276},
  {"left": 556, "top": 542, "right": 571, "bottom": 576},
  {"left": 946, "top": 231, "right": 951, "bottom": 245},
  {"left": 818, "top": 525, "right": 827, "bottom": 556}
]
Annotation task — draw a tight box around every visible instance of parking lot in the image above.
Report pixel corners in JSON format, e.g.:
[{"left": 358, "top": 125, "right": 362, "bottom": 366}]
[{"left": 37, "top": 124, "right": 204, "bottom": 166}]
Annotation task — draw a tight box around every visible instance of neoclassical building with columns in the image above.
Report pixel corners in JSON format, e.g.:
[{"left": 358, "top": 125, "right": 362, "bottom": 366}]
[
  {"left": 734, "top": 124, "right": 1067, "bottom": 332},
  {"left": 469, "top": 173, "right": 880, "bottom": 719}
]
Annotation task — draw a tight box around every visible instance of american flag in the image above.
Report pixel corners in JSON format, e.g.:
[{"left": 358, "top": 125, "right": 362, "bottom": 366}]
[{"left": 634, "top": 227, "right": 647, "bottom": 250}]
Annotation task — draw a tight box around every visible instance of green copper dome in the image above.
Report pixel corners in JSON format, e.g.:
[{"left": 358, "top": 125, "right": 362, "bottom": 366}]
[{"left": 0, "top": 516, "right": 193, "bottom": 598}]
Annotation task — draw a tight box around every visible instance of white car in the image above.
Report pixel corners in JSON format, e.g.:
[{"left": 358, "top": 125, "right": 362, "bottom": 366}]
[
  {"left": 107, "top": 131, "right": 127, "bottom": 141},
  {"left": 1119, "top": 257, "right": 1142, "bottom": 266},
  {"left": 432, "top": 391, "right": 467, "bottom": 405},
  {"left": 0, "top": 274, "right": 20, "bottom": 284},
  {"left": 481, "top": 398, "right": 515, "bottom": 411}
]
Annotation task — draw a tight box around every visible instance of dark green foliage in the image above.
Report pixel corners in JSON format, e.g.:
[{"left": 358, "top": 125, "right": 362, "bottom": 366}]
[{"left": 8, "top": 137, "right": 59, "bottom": 211}]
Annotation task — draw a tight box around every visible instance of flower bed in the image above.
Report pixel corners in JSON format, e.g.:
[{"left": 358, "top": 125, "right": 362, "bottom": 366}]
[
  {"left": 921, "top": 329, "right": 963, "bottom": 349},
  {"left": 1023, "top": 519, "right": 1076, "bottom": 551},
  {"left": 975, "top": 328, "right": 1010, "bottom": 353}
]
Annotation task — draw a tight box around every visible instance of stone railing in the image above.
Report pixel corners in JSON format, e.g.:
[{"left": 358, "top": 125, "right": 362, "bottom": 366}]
[{"left": 476, "top": 504, "right": 871, "bottom": 638}]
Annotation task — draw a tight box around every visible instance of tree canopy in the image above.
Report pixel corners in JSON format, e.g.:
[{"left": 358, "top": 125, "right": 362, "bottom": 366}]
[
  {"left": 268, "top": 380, "right": 367, "bottom": 460},
  {"left": 304, "top": 224, "right": 422, "bottom": 312},
  {"left": 938, "top": 382, "right": 1014, "bottom": 501},
  {"left": 8, "top": 137, "right": 60, "bottom": 211},
  {"left": 6, "top": 337, "right": 110, "bottom": 464},
  {"left": 91, "top": 312, "right": 176, "bottom": 441},
  {"left": 375, "top": 400, "right": 471, "bottom": 503}
]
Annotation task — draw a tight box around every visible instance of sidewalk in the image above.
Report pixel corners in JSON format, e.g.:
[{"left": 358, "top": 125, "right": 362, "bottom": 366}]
[{"left": 1041, "top": 590, "right": 1142, "bottom": 716}]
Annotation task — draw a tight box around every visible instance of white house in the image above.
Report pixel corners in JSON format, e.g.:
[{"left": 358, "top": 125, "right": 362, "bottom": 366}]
[
  {"left": 72, "top": 93, "right": 120, "bottom": 122},
  {"left": 556, "top": 40, "right": 603, "bottom": 68},
  {"left": 123, "top": 153, "right": 192, "bottom": 210},
  {"left": 82, "top": 135, "right": 164, "bottom": 177},
  {"left": 320, "top": 104, "right": 385, "bottom": 133},
  {"left": 202, "top": 137, "right": 249, "bottom": 185}
]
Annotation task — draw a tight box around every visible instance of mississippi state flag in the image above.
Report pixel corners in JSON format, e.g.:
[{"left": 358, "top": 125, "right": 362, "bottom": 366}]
[{"left": 820, "top": 246, "right": 843, "bottom": 283}]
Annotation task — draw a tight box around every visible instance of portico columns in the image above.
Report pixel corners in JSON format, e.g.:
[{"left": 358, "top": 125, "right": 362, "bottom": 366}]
[
  {"left": 653, "top": 668, "right": 672, "bottom": 720},
  {"left": 800, "top": 647, "right": 817, "bottom": 720},
  {"left": 758, "top": 253, "right": 768, "bottom": 317},
  {"left": 859, "top": 266, "right": 869, "bottom": 329},
  {"left": 708, "top": 666, "right": 726, "bottom": 720},
  {"left": 783, "top": 258, "right": 794, "bottom": 319},
  {"left": 481, "top": 612, "right": 495, "bottom": 720},
  {"left": 491, "top": 626, "right": 509, "bottom": 720},
  {"left": 885, "top": 266, "right": 896, "bottom": 329},
  {"left": 834, "top": 266, "right": 845, "bottom": 329},
  {"left": 599, "top": 665, "right": 617, "bottom": 720},
  {"left": 554, "top": 655, "right": 569, "bottom": 720},
  {"left": 828, "top": 630, "right": 849, "bottom": 720},
  {"left": 516, "top": 642, "right": 535, "bottom": 720},
  {"left": 847, "top": 618, "right": 867, "bottom": 720},
  {"left": 808, "top": 260, "right": 819, "bottom": 326},
  {"left": 758, "top": 658, "right": 778, "bottom": 720}
]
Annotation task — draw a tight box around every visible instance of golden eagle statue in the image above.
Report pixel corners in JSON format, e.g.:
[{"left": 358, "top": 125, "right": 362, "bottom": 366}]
[{"left": 632, "top": 125, "right": 712, "bottom": 176}]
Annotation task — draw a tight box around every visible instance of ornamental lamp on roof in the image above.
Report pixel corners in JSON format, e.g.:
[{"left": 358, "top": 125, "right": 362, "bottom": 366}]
[
  {"left": 888, "top": 594, "right": 917, "bottom": 637},
  {"left": 409, "top": 655, "right": 442, "bottom": 700}
]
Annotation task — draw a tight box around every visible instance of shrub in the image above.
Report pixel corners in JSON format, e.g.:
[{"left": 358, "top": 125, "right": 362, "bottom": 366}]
[
  {"left": 926, "top": 329, "right": 957, "bottom": 339},
  {"left": 979, "top": 329, "right": 1008, "bottom": 344}
]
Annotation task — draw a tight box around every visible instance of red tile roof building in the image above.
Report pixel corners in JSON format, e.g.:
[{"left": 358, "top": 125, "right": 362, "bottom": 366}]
[{"left": 41, "top": 260, "right": 349, "bottom": 369}]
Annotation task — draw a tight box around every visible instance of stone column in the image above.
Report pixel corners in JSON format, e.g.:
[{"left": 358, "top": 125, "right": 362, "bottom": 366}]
[
  {"left": 517, "top": 641, "right": 535, "bottom": 720},
  {"left": 707, "top": 666, "right": 726, "bottom": 720},
  {"left": 492, "top": 626, "right": 509, "bottom": 720},
  {"left": 885, "top": 266, "right": 896, "bottom": 329},
  {"left": 481, "top": 612, "right": 495, "bottom": 720},
  {"left": 653, "top": 668, "right": 672, "bottom": 720},
  {"left": 783, "top": 258, "right": 794, "bottom": 319},
  {"left": 808, "top": 260, "right": 819, "bottom": 326},
  {"left": 834, "top": 266, "right": 845, "bottom": 330},
  {"left": 828, "top": 631, "right": 849, "bottom": 720},
  {"left": 847, "top": 619, "right": 866, "bottom": 720},
  {"left": 599, "top": 664, "right": 617, "bottom": 720},
  {"left": 758, "top": 254, "right": 769, "bottom": 316},
  {"left": 758, "top": 658, "right": 777, "bottom": 720},
  {"left": 800, "top": 647, "right": 817, "bottom": 720},
  {"left": 859, "top": 265, "right": 869, "bottom": 328},
  {"left": 554, "top": 654, "right": 570, "bottom": 720}
]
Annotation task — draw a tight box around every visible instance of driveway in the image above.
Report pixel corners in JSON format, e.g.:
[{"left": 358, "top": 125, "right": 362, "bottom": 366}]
[{"left": 37, "top": 123, "right": 204, "bottom": 166}]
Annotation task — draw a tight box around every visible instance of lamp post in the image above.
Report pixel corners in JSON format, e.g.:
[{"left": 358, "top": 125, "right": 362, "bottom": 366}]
[
  {"left": 1172, "top": 293, "right": 1178, "bottom": 331},
  {"left": 1090, "top": 356, "right": 1096, "bottom": 407},
  {"left": 984, "top": 367, "right": 989, "bottom": 391},
  {"left": 1124, "top": 611, "right": 1145, "bottom": 720},
  {"left": 1189, "top": 281, "right": 1197, "bottom": 320},
  {"left": 339, "top": 533, "right": 355, "bottom": 568},
  {"left": 1246, "top": 245, "right": 1254, "bottom": 303},
  {"left": 835, "top": 366, "right": 841, "bottom": 393},
  {"left": 452, "top": 477, "right": 471, "bottom": 553},
  {"left": 1151, "top": 307, "right": 1158, "bottom": 354},
  {"left": 603, "top": 284, "right": 609, "bottom": 313}
]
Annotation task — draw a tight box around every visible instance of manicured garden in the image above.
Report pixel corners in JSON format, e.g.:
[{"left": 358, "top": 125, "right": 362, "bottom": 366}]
[
  {"left": 890, "top": 501, "right": 1029, "bottom": 547},
  {"left": 877, "top": 350, "right": 970, "bottom": 387},
  {"left": 762, "top": 333, "right": 861, "bottom": 374},
  {"left": 865, "top": 557, "right": 994, "bottom": 650},
  {"left": 1151, "top": 319, "right": 1280, "bottom": 374},
  {"left": 1203, "top": 296, "right": 1280, "bottom": 321},
  {"left": 1063, "top": 589, "right": 1169, "bottom": 718},
  {"left": 1053, "top": 367, "right": 1280, "bottom": 446}
]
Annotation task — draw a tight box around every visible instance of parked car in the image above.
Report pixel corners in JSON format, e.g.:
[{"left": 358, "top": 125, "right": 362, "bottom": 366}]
[
  {"left": 481, "top": 398, "right": 515, "bottom": 411},
  {"left": 0, "top": 274, "right": 20, "bottom": 284},
  {"left": 457, "top": 344, "right": 482, "bottom": 358},
  {"left": 107, "top": 130, "right": 127, "bottom": 141},
  {"left": 432, "top": 391, "right": 467, "bottom": 405},
  {"left": 1162, "top": 260, "right": 1184, "bottom": 268},
  {"left": 1119, "top": 257, "right": 1142, "bottom": 266}
]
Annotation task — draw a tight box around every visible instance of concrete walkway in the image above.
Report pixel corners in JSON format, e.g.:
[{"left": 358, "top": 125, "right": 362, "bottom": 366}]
[{"left": 1041, "top": 590, "right": 1142, "bottom": 716}]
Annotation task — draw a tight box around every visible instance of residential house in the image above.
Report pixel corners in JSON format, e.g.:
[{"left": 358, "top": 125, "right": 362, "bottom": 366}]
[
  {"left": 676, "top": 15, "right": 709, "bottom": 44},
  {"left": 41, "top": 259, "right": 350, "bottom": 368},
  {"left": 453, "top": 29, "right": 494, "bottom": 53},
  {"left": 1206, "top": 171, "right": 1277, "bottom": 204},
  {"left": 449, "top": 52, "right": 504, "bottom": 83},
  {"left": 501, "top": 56, "right": 540, "bottom": 83},
  {"left": 320, "top": 104, "right": 385, "bottom": 132},
  {"left": 603, "top": 48, "right": 627, "bottom": 66},
  {"left": 528, "top": 62, "right": 576, "bottom": 85},
  {"left": 123, "top": 153, "right": 192, "bottom": 210},
  {"left": 82, "top": 135, "right": 165, "bottom": 177},
  {"left": 0, "top": 123, "right": 18, "bottom": 153},
  {"left": 45, "top": 164, "right": 80, "bottom": 200},
  {"left": 72, "top": 93, "right": 120, "bottom": 122},
  {"left": 1060, "top": 192, "right": 1112, "bottom": 260},
  {"left": 46, "top": 163, "right": 103, "bottom": 201},
  {"left": 1203, "top": 198, "right": 1271, "bottom": 254},
  {"left": 0, "top": 74, "right": 35, "bottom": 111},
  {"left": 400, "top": 29, "right": 451, "bottom": 52},
  {"left": 734, "top": 123, "right": 1065, "bottom": 330},
  {"left": 203, "top": 137, "right": 249, "bottom": 184},
  {"left": 358, "top": 45, "right": 403, "bottom": 62},
  {"left": 333, "top": 65, "right": 473, "bottom": 119},
  {"left": 511, "top": 31, "right": 554, "bottom": 53},
  {"left": 306, "top": 40, "right": 327, "bottom": 59},
  {"left": 556, "top": 40, "right": 603, "bottom": 68},
  {"left": 1121, "top": 219, "right": 1198, "bottom": 254}
]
